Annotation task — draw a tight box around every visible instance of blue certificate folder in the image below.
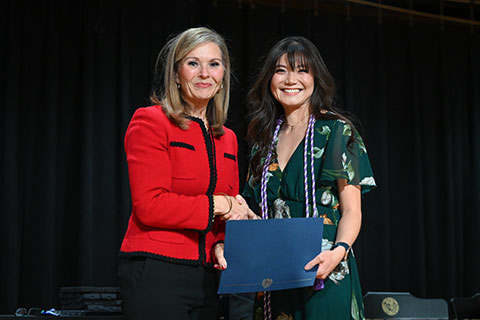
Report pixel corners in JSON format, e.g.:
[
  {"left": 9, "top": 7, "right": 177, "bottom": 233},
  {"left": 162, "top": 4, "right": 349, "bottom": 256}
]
[{"left": 218, "top": 218, "right": 324, "bottom": 294}]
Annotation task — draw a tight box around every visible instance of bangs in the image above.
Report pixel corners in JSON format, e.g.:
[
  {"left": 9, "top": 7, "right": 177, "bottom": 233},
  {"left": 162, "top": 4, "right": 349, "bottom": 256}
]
[{"left": 285, "top": 42, "right": 311, "bottom": 70}]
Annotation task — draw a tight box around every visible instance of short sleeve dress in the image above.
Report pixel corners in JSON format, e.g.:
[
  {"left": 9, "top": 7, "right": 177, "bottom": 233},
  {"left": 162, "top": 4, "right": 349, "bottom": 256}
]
[{"left": 243, "top": 117, "right": 376, "bottom": 320}]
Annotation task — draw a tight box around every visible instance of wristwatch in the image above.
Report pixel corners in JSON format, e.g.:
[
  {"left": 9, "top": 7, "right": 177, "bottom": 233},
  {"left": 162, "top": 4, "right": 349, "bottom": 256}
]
[{"left": 330, "top": 241, "right": 351, "bottom": 260}]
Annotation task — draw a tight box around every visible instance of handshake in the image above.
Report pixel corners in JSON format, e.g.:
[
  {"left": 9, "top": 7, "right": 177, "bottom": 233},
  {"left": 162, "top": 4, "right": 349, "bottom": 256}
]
[{"left": 213, "top": 194, "right": 260, "bottom": 221}]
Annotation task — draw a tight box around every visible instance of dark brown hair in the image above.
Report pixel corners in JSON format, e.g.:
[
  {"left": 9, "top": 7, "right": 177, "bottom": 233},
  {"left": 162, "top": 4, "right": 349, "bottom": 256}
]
[{"left": 246, "top": 36, "right": 357, "bottom": 182}]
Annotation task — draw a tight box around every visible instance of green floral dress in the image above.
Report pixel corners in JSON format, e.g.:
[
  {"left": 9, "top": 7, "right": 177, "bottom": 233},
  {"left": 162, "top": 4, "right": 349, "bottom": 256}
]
[{"left": 243, "top": 118, "right": 376, "bottom": 320}]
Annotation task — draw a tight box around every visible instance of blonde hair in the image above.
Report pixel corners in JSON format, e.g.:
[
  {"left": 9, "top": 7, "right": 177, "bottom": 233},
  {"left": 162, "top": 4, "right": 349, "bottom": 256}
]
[{"left": 150, "top": 27, "right": 231, "bottom": 136}]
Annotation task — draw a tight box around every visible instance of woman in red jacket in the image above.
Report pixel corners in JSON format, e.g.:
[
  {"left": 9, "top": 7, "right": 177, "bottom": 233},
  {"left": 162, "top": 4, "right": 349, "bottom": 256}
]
[{"left": 118, "top": 26, "right": 253, "bottom": 320}]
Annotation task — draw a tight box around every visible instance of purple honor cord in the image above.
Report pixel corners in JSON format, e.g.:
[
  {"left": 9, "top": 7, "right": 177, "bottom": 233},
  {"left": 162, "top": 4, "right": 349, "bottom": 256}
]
[
  {"left": 260, "top": 118, "right": 283, "bottom": 220},
  {"left": 306, "top": 115, "right": 324, "bottom": 291},
  {"left": 260, "top": 115, "right": 324, "bottom": 320}
]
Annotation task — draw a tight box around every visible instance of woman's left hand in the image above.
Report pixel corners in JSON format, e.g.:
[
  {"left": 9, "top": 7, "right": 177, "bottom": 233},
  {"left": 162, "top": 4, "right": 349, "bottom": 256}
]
[
  {"left": 234, "top": 195, "right": 261, "bottom": 220},
  {"left": 304, "top": 247, "right": 345, "bottom": 279},
  {"left": 213, "top": 243, "right": 227, "bottom": 271}
]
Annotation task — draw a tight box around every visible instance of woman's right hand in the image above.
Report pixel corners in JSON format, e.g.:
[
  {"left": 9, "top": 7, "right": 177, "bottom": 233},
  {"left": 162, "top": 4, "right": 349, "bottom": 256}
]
[{"left": 213, "top": 194, "right": 255, "bottom": 220}]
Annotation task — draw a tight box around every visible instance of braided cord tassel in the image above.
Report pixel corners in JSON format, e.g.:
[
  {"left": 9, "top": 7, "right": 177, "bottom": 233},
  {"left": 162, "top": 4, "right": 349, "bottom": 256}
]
[
  {"left": 308, "top": 115, "right": 318, "bottom": 218},
  {"left": 260, "top": 118, "right": 283, "bottom": 320},
  {"left": 263, "top": 291, "right": 272, "bottom": 320}
]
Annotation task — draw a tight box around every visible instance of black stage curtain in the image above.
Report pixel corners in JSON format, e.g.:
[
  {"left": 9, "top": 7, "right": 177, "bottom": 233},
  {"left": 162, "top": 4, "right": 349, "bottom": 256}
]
[{"left": 1, "top": 0, "right": 479, "bottom": 314}]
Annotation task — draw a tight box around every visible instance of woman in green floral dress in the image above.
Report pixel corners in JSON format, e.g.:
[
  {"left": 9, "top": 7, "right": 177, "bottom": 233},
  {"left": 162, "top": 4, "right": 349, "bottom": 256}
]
[{"left": 243, "top": 36, "right": 376, "bottom": 320}]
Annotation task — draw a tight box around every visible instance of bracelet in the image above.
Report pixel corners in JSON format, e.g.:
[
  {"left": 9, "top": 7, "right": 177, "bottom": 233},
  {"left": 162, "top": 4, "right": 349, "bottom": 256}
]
[
  {"left": 223, "top": 195, "right": 233, "bottom": 214},
  {"left": 215, "top": 193, "right": 233, "bottom": 215}
]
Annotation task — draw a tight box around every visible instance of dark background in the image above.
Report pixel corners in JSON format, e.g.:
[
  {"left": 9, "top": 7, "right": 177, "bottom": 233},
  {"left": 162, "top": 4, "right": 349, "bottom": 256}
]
[{"left": 1, "top": 0, "right": 479, "bottom": 314}]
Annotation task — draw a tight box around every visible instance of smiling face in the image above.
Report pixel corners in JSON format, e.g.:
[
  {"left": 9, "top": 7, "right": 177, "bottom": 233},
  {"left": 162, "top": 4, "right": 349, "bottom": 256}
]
[
  {"left": 176, "top": 42, "right": 224, "bottom": 110},
  {"left": 270, "top": 53, "right": 315, "bottom": 110}
]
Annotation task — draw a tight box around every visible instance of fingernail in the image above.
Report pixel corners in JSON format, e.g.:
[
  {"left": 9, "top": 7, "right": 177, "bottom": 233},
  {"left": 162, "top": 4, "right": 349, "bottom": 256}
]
[{"left": 221, "top": 265, "right": 227, "bottom": 270}]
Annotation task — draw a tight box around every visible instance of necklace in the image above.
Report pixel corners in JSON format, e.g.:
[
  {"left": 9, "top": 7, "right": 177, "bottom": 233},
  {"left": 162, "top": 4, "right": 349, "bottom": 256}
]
[{"left": 284, "top": 113, "right": 309, "bottom": 129}]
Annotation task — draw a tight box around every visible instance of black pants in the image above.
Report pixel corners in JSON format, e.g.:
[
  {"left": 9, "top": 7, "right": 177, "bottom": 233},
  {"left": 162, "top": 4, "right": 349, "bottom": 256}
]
[{"left": 118, "top": 257, "right": 220, "bottom": 320}]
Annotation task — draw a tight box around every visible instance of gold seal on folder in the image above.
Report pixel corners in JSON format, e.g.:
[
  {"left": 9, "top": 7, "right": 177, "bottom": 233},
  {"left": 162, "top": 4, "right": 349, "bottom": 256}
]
[{"left": 262, "top": 278, "right": 273, "bottom": 289}]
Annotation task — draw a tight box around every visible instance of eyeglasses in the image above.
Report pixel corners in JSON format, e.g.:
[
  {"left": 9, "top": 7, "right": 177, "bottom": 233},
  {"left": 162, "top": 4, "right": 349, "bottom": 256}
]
[{"left": 14, "top": 307, "right": 41, "bottom": 317}]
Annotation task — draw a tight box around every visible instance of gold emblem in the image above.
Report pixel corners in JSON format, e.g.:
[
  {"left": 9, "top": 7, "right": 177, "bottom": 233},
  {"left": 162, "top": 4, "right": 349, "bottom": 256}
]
[
  {"left": 381, "top": 297, "right": 400, "bottom": 316},
  {"left": 262, "top": 278, "right": 273, "bottom": 289}
]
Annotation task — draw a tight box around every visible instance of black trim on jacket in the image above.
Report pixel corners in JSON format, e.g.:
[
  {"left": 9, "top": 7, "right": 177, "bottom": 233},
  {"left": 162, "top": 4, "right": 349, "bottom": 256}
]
[
  {"left": 170, "top": 141, "right": 195, "bottom": 150},
  {"left": 188, "top": 116, "right": 217, "bottom": 265},
  {"left": 224, "top": 152, "right": 236, "bottom": 161}
]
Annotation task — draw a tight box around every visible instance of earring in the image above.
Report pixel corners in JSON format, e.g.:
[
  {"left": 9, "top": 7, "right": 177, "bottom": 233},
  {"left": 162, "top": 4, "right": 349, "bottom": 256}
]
[
  {"left": 220, "top": 83, "right": 224, "bottom": 89},
  {"left": 176, "top": 83, "right": 180, "bottom": 89}
]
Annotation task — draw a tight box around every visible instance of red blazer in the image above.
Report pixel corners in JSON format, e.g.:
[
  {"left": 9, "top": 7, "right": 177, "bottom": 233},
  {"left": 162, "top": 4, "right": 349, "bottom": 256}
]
[{"left": 120, "top": 105, "right": 239, "bottom": 265}]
